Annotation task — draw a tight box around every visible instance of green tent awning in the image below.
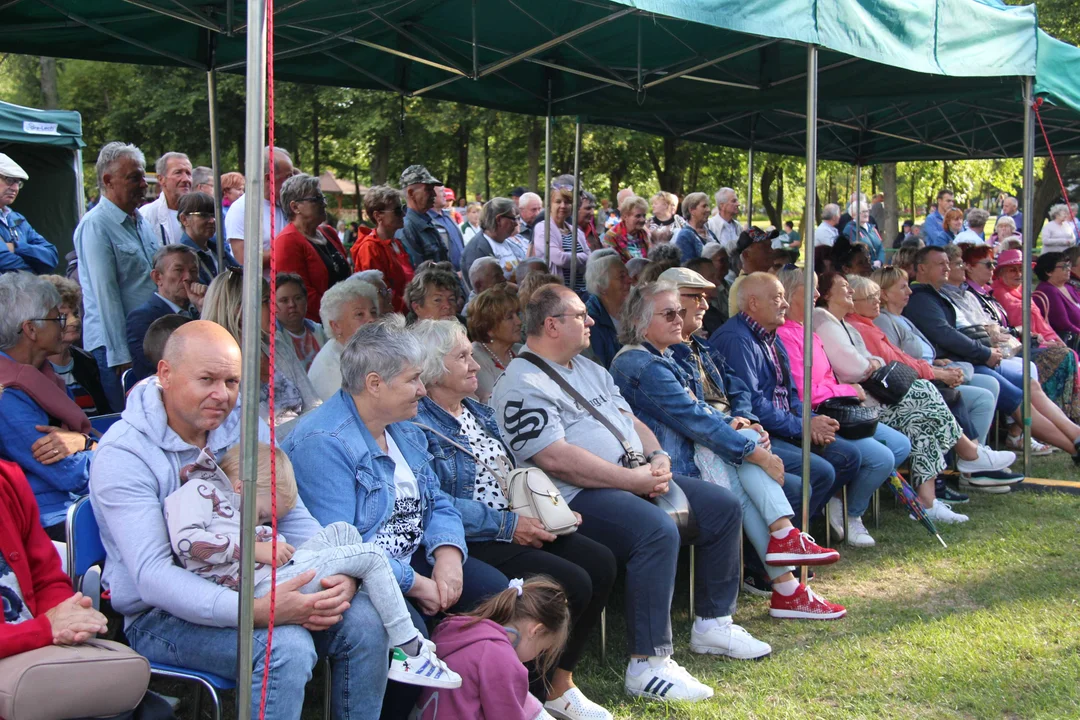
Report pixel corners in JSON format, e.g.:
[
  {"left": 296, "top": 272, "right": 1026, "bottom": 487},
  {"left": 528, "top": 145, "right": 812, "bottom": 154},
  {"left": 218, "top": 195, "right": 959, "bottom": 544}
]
[{"left": 0, "top": 99, "right": 84, "bottom": 150}]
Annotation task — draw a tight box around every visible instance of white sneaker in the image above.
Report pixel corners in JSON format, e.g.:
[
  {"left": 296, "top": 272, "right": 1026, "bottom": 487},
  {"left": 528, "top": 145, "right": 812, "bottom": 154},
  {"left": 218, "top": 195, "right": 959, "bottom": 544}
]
[
  {"left": 956, "top": 446, "right": 1016, "bottom": 475},
  {"left": 388, "top": 639, "right": 462, "bottom": 689},
  {"left": 826, "top": 497, "right": 845, "bottom": 541},
  {"left": 1006, "top": 433, "right": 1054, "bottom": 455},
  {"left": 690, "top": 620, "right": 772, "bottom": 659},
  {"left": 846, "top": 515, "right": 876, "bottom": 547},
  {"left": 545, "top": 687, "right": 613, "bottom": 720},
  {"left": 924, "top": 500, "right": 969, "bottom": 524},
  {"left": 624, "top": 657, "right": 714, "bottom": 702}
]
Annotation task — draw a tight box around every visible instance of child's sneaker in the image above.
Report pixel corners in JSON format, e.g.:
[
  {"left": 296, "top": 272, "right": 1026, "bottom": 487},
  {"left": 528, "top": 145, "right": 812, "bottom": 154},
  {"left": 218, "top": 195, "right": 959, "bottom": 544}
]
[{"left": 388, "top": 639, "right": 462, "bottom": 689}]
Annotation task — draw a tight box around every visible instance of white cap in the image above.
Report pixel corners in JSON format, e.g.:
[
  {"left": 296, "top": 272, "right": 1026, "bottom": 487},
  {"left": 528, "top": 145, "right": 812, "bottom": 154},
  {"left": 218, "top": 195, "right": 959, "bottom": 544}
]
[{"left": 0, "top": 154, "right": 28, "bottom": 181}]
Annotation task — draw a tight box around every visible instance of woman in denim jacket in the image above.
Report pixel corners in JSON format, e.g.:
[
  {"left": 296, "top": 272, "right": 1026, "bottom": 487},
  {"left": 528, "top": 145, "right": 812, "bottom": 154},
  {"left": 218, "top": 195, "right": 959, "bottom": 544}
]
[
  {"left": 610, "top": 281, "right": 846, "bottom": 621},
  {"left": 410, "top": 319, "right": 616, "bottom": 720},
  {"left": 282, "top": 317, "right": 508, "bottom": 631}
]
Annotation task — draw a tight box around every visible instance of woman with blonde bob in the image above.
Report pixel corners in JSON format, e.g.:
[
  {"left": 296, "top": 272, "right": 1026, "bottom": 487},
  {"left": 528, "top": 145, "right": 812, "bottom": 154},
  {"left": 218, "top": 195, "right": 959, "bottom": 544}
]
[{"left": 533, "top": 177, "right": 590, "bottom": 295}]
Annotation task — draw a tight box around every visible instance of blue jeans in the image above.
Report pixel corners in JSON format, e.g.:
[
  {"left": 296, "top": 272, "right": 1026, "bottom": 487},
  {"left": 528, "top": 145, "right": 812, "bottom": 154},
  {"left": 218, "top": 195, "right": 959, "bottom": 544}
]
[
  {"left": 958, "top": 379, "right": 998, "bottom": 445},
  {"left": 770, "top": 438, "right": 842, "bottom": 520},
  {"left": 126, "top": 592, "right": 390, "bottom": 720},
  {"left": 90, "top": 345, "right": 127, "bottom": 413},
  {"left": 973, "top": 365, "right": 1022, "bottom": 414},
  {"left": 845, "top": 426, "right": 910, "bottom": 517},
  {"left": 569, "top": 478, "right": 742, "bottom": 657}
]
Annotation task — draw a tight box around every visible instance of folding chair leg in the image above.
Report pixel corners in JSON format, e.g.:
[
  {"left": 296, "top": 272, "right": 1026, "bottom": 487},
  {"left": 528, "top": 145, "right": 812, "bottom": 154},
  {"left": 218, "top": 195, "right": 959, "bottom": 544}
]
[
  {"left": 824, "top": 499, "right": 832, "bottom": 548},
  {"left": 688, "top": 545, "right": 696, "bottom": 621},
  {"left": 841, "top": 487, "right": 850, "bottom": 542},
  {"left": 323, "top": 657, "right": 333, "bottom": 719},
  {"left": 873, "top": 487, "right": 880, "bottom": 530},
  {"left": 193, "top": 685, "right": 202, "bottom": 720},
  {"left": 599, "top": 608, "right": 607, "bottom": 664}
]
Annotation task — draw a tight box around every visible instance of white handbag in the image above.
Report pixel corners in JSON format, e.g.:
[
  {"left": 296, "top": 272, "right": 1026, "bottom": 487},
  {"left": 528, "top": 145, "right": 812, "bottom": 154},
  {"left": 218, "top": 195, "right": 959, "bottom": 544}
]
[{"left": 412, "top": 423, "right": 578, "bottom": 536}]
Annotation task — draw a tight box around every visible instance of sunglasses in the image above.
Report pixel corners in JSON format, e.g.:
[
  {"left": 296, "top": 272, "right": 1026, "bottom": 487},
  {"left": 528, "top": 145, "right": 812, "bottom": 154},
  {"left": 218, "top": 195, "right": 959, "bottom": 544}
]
[
  {"left": 680, "top": 292, "right": 709, "bottom": 304},
  {"left": 655, "top": 307, "right": 688, "bottom": 323},
  {"left": 976, "top": 260, "right": 997, "bottom": 269},
  {"left": 183, "top": 211, "right": 215, "bottom": 218},
  {"left": 298, "top": 194, "right": 327, "bottom": 205}
]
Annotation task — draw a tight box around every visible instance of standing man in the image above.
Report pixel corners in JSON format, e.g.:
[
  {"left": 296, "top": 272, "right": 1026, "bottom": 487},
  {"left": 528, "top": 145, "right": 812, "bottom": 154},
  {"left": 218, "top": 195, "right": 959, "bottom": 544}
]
[
  {"left": 74, "top": 142, "right": 159, "bottom": 412},
  {"left": 516, "top": 192, "right": 544, "bottom": 245},
  {"left": 192, "top": 166, "right": 214, "bottom": 195},
  {"left": 707, "top": 188, "right": 742, "bottom": 254},
  {"left": 396, "top": 165, "right": 449, "bottom": 268},
  {"left": 0, "top": 153, "right": 58, "bottom": 275},
  {"left": 869, "top": 193, "right": 886, "bottom": 236},
  {"left": 223, "top": 146, "right": 292, "bottom": 269},
  {"left": 814, "top": 203, "right": 841, "bottom": 247},
  {"left": 429, "top": 185, "right": 466, "bottom": 271},
  {"left": 1000, "top": 195, "right": 1023, "bottom": 231},
  {"left": 139, "top": 152, "right": 193, "bottom": 245},
  {"left": 921, "top": 189, "right": 955, "bottom": 247}
]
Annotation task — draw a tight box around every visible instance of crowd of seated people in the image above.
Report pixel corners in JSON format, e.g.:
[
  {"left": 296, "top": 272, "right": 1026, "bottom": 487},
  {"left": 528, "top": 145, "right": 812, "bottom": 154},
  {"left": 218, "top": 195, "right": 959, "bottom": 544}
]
[{"left": 3, "top": 138, "right": 1077, "bottom": 720}]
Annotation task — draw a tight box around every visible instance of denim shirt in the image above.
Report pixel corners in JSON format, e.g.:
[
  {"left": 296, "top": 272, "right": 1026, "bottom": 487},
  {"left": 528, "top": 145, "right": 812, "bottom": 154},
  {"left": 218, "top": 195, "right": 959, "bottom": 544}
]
[
  {"left": 610, "top": 343, "right": 757, "bottom": 478},
  {"left": 281, "top": 389, "right": 467, "bottom": 592},
  {"left": 414, "top": 396, "right": 518, "bottom": 543},
  {"left": 397, "top": 208, "right": 449, "bottom": 268},
  {"left": 671, "top": 337, "right": 758, "bottom": 422}
]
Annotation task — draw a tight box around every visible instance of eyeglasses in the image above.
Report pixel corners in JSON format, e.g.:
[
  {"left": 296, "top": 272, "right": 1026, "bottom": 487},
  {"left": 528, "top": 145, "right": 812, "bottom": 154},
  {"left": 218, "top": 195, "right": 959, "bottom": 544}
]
[
  {"left": 0, "top": 175, "right": 24, "bottom": 188},
  {"left": 1055, "top": 262, "right": 1073, "bottom": 271},
  {"left": 299, "top": 194, "right": 327, "bottom": 205},
  {"left": 183, "top": 212, "right": 215, "bottom": 218},
  {"left": 680, "top": 292, "right": 708, "bottom": 304},
  {"left": 19, "top": 315, "right": 66, "bottom": 333},
  {"left": 976, "top": 260, "right": 997, "bottom": 269},
  {"left": 552, "top": 311, "right": 588, "bottom": 322},
  {"left": 655, "top": 307, "right": 688, "bottom": 323},
  {"left": 497, "top": 211, "right": 522, "bottom": 223}
]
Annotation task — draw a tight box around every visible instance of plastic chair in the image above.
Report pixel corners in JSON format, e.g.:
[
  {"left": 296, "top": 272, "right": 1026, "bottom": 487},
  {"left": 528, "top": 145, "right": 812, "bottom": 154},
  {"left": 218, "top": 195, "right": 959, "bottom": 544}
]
[
  {"left": 66, "top": 497, "right": 235, "bottom": 720},
  {"left": 89, "top": 412, "right": 123, "bottom": 436}
]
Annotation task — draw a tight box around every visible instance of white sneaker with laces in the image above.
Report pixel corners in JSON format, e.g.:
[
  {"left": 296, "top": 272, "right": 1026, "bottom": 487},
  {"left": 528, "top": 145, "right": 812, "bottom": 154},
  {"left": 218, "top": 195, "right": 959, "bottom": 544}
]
[
  {"left": 544, "top": 687, "right": 613, "bottom": 720},
  {"left": 846, "top": 515, "right": 875, "bottom": 547},
  {"left": 690, "top": 621, "right": 772, "bottom": 659},
  {"left": 388, "top": 639, "right": 462, "bottom": 689},
  {"left": 924, "top": 500, "right": 969, "bottom": 524},
  {"left": 624, "top": 657, "right": 714, "bottom": 702},
  {"left": 826, "top": 497, "right": 845, "bottom": 541},
  {"left": 956, "top": 446, "right": 1015, "bottom": 475}
]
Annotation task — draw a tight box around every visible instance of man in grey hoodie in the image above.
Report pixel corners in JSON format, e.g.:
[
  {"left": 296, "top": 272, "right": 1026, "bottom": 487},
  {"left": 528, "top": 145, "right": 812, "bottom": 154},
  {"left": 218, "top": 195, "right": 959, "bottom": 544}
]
[{"left": 89, "top": 321, "right": 391, "bottom": 719}]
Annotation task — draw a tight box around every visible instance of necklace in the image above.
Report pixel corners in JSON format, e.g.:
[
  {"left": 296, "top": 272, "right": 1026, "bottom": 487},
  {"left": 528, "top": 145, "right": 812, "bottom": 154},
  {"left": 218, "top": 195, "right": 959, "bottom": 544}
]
[{"left": 479, "top": 341, "right": 515, "bottom": 370}]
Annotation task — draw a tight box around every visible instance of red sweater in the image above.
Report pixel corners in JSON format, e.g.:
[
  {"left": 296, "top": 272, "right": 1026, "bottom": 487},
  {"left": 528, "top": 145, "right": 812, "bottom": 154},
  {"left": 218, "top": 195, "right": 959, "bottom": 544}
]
[
  {"left": 846, "top": 313, "right": 936, "bottom": 380},
  {"left": 272, "top": 222, "right": 351, "bottom": 321},
  {"left": 0, "top": 460, "right": 74, "bottom": 659},
  {"left": 349, "top": 226, "right": 414, "bottom": 313}
]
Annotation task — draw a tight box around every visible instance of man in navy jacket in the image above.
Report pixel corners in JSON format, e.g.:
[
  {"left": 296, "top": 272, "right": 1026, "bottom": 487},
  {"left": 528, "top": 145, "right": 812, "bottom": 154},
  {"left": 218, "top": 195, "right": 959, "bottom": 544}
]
[
  {"left": 0, "top": 154, "right": 58, "bottom": 275},
  {"left": 125, "top": 246, "right": 201, "bottom": 386}
]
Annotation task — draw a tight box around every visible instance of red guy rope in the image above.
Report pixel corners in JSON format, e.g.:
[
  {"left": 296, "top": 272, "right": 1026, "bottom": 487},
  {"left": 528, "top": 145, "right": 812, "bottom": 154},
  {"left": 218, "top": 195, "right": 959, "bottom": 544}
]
[{"left": 1032, "top": 97, "right": 1077, "bottom": 227}]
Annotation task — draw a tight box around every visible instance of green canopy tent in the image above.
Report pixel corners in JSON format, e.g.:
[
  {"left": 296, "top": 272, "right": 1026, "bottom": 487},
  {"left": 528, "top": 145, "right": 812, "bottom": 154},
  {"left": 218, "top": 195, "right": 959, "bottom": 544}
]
[{"left": 0, "top": 100, "right": 85, "bottom": 270}]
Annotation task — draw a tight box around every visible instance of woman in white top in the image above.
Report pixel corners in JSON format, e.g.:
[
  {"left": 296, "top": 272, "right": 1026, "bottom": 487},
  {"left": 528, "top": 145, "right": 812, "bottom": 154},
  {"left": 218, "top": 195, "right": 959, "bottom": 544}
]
[
  {"left": 1040, "top": 203, "right": 1078, "bottom": 255},
  {"left": 308, "top": 277, "right": 381, "bottom": 401}
]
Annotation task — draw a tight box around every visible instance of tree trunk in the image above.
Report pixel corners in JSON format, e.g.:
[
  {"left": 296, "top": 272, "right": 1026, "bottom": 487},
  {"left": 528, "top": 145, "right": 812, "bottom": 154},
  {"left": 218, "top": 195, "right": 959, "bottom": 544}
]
[
  {"left": 882, "top": 162, "right": 899, "bottom": 245},
  {"left": 776, "top": 167, "right": 784, "bottom": 223},
  {"left": 527, "top": 118, "right": 541, "bottom": 191},
  {"left": 311, "top": 96, "right": 320, "bottom": 177},
  {"left": 942, "top": 160, "right": 950, "bottom": 188},
  {"left": 760, "top": 162, "right": 780, "bottom": 227},
  {"left": 370, "top": 135, "right": 390, "bottom": 185},
  {"left": 608, "top": 170, "right": 624, "bottom": 205},
  {"left": 39, "top": 57, "right": 59, "bottom": 109},
  {"left": 457, "top": 122, "right": 470, "bottom": 201},
  {"left": 353, "top": 165, "right": 362, "bottom": 215},
  {"left": 871, "top": 165, "right": 878, "bottom": 196},
  {"left": 1031, "top": 160, "right": 1060, "bottom": 243}
]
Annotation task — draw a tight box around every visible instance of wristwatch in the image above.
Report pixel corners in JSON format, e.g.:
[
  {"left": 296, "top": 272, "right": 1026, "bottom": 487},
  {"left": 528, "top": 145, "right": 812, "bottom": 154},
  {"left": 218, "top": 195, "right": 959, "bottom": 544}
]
[
  {"left": 83, "top": 434, "right": 94, "bottom": 452},
  {"left": 646, "top": 449, "right": 670, "bottom": 462}
]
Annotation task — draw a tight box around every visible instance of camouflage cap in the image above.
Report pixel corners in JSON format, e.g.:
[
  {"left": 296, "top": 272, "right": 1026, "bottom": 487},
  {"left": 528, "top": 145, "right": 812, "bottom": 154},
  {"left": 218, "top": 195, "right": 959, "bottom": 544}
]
[{"left": 400, "top": 164, "right": 441, "bottom": 187}]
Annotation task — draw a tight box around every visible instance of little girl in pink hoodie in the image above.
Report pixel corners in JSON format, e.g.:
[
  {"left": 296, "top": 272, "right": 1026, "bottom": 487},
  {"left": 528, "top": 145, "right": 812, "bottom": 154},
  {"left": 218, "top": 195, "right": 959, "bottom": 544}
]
[{"left": 415, "top": 577, "right": 571, "bottom": 720}]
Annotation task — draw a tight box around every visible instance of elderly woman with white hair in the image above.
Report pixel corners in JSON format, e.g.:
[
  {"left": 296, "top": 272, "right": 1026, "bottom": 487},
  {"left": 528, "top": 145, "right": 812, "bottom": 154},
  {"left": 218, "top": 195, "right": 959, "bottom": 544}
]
[
  {"left": 602, "top": 194, "right": 651, "bottom": 263},
  {"left": 460, "top": 197, "right": 527, "bottom": 290},
  {"left": 273, "top": 173, "right": 351, "bottom": 320},
  {"left": 0, "top": 272, "right": 97, "bottom": 540},
  {"left": 991, "top": 214, "right": 1022, "bottom": 250},
  {"left": 308, "top": 277, "right": 381, "bottom": 401},
  {"left": 410, "top": 318, "right": 616, "bottom": 719},
  {"left": 842, "top": 202, "right": 885, "bottom": 266},
  {"left": 646, "top": 191, "right": 687, "bottom": 236},
  {"left": 1040, "top": 203, "right": 1078, "bottom": 255},
  {"left": 584, "top": 253, "right": 632, "bottom": 368}
]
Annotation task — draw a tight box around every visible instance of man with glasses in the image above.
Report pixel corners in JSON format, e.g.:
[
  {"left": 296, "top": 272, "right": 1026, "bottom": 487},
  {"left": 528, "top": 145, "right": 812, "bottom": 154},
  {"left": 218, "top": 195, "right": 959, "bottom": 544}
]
[
  {"left": 460, "top": 197, "right": 526, "bottom": 292},
  {"left": 0, "top": 154, "right": 58, "bottom": 275},
  {"left": 397, "top": 165, "right": 449, "bottom": 268},
  {"left": 707, "top": 187, "right": 742, "bottom": 254},
  {"left": 139, "top": 151, "right": 193, "bottom": 246}
]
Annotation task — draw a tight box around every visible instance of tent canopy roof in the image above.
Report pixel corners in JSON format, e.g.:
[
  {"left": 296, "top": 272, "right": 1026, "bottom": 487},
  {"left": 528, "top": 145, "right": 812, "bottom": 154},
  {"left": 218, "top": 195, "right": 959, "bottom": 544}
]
[
  {"left": 1, "top": 0, "right": 1077, "bottom": 162},
  {"left": 0, "top": 100, "right": 84, "bottom": 150}
]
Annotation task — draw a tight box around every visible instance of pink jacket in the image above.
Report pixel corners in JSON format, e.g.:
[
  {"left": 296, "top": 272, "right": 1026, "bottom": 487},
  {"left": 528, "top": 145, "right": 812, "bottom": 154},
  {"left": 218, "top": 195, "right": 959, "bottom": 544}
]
[
  {"left": 416, "top": 616, "right": 546, "bottom": 720},
  {"left": 846, "top": 313, "right": 936, "bottom": 380},
  {"left": 775, "top": 319, "right": 860, "bottom": 407}
]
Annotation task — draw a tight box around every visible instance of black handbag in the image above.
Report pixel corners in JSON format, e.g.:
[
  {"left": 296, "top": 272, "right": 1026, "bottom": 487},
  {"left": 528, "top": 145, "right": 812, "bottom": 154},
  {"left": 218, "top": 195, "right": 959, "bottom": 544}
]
[
  {"left": 863, "top": 360, "right": 918, "bottom": 406},
  {"left": 815, "top": 397, "right": 880, "bottom": 440}
]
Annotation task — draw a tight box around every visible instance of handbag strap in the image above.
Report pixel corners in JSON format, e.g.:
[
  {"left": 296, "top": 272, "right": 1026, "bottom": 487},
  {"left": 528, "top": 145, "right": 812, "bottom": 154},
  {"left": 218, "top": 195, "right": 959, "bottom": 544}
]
[
  {"left": 410, "top": 421, "right": 512, "bottom": 491},
  {"left": 519, "top": 351, "right": 636, "bottom": 458}
]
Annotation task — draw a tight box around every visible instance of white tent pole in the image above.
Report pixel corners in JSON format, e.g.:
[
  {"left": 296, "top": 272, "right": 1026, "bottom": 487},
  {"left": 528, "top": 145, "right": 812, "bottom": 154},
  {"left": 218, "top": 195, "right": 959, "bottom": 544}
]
[
  {"left": 1021, "top": 77, "right": 1035, "bottom": 476},
  {"left": 543, "top": 82, "right": 552, "bottom": 266},
  {"left": 855, "top": 163, "right": 862, "bottom": 235},
  {"left": 237, "top": 0, "right": 267, "bottom": 715},
  {"left": 569, "top": 119, "right": 582, "bottom": 289},
  {"left": 746, "top": 146, "right": 755, "bottom": 231},
  {"left": 207, "top": 66, "right": 224, "bottom": 271},
  {"left": 800, "top": 44, "right": 818, "bottom": 584}
]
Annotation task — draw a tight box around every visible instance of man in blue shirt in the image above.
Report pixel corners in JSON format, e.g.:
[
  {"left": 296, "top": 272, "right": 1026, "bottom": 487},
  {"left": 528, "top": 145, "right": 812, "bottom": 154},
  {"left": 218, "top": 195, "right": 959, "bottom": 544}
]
[
  {"left": 396, "top": 165, "right": 449, "bottom": 268},
  {"left": 74, "top": 142, "right": 160, "bottom": 412},
  {"left": 1000, "top": 195, "right": 1023, "bottom": 232},
  {"left": 429, "top": 185, "right": 466, "bottom": 271},
  {"left": 0, "top": 153, "right": 58, "bottom": 275},
  {"left": 922, "top": 188, "right": 954, "bottom": 247}
]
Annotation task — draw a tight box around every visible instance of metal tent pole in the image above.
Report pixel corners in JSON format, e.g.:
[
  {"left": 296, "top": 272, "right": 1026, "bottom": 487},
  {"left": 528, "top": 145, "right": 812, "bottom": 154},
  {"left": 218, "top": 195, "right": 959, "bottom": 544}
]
[
  {"left": 746, "top": 146, "right": 755, "bottom": 230},
  {"left": 1021, "top": 77, "right": 1035, "bottom": 476},
  {"left": 800, "top": 44, "right": 818, "bottom": 585},
  {"left": 569, "top": 119, "right": 582, "bottom": 289},
  {"left": 236, "top": 0, "right": 268, "bottom": 716},
  {"left": 855, "top": 164, "right": 862, "bottom": 235},
  {"left": 543, "top": 93, "right": 552, "bottom": 265},
  {"left": 207, "top": 66, "right": 224, "bottom": 271}
]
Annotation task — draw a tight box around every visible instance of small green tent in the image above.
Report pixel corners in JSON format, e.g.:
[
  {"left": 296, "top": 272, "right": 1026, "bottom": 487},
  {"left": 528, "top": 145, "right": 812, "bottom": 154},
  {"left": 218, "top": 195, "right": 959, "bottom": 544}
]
[{"left": 0, "top": 100, "right": 85, "bottom": 271}]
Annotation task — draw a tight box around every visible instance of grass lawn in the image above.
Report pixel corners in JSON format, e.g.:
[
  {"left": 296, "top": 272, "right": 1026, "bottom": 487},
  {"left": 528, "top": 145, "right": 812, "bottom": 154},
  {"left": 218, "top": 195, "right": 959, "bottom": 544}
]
[{"left": 157, "top": 453, "right": 1080, "bottom": 719}]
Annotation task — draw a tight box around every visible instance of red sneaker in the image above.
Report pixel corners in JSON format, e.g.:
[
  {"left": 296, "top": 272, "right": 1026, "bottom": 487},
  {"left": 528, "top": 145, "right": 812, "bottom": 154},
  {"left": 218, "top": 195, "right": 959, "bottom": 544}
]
[
  {"left": 764, "top": 527, "right": 840, "bottom": 566},
  {"left": 769, "top": 584, "right": 847, "bottom": 620}
]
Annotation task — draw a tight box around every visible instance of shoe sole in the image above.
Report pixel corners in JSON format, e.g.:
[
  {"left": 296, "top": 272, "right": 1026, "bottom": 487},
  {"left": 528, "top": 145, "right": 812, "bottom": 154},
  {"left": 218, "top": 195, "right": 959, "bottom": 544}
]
[
  {"left": 387, "top": 669, "right": 462, "bottom": 689},
  {"left": 545, "top": 705, "right": 613, "bottom": 720},
  {"left": 765, "top": 552, "right": 840, "bottom": 566},
  {"left": 962, "top": 476, "right": 1024, "bottom": 486},
  {"left": 769, "top": 608, "right": 847, "bottom": 620},
  {"left": 625, "top": 687, "right": 714, "bottom": 702},
  {"left": 936, "top": 494, "right": 970, "bottom": 504},
  {"left": 960, "top": 483, "right": 1012, "bottom": 494},
  {"left": 846, "top": 538, "right": 876, "bottom": 548},
  {"left": 689, "top": 643, "right": 771, "bottom": 660}
]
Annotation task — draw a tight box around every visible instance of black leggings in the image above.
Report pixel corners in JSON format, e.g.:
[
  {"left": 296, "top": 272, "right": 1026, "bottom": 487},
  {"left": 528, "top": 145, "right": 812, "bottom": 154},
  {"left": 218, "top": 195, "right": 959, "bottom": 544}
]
[{"left": 468, "top": 532, "right": 616, "bottom": 696}]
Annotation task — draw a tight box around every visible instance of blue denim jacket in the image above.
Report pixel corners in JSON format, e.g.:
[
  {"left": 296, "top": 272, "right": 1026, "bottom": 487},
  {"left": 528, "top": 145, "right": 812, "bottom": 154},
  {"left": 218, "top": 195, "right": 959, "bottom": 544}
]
[
  {"left": 397, "top": 208, "right": 449, "bottom": 268},
  {"left": 414, "top": 397, "right": 518, "bottom": 543},
  {"left": 610, "top": 343, "right": 757, "bottom": 478},
  {"left": 282, "top": 389, "right": 467, "bottom": 592},
  {"left": 670, "top": 337, "right": 758, "bottom": 422}
]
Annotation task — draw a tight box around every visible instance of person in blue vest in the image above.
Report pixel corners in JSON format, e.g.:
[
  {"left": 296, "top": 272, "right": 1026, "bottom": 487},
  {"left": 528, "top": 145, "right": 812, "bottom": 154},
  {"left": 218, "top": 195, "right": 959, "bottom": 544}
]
[
  {"left": 0, "top": 154, "right": 58, "bottom": 275},
  {"left": 922, "top": 188, "right": 955, "bottom": 247}
]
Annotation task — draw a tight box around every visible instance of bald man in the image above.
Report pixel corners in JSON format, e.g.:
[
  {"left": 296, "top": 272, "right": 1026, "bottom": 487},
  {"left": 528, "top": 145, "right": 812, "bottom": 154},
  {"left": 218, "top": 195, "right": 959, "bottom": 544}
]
[{"left": 90, "top": 320, "right": 392, "bottom": 720}]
